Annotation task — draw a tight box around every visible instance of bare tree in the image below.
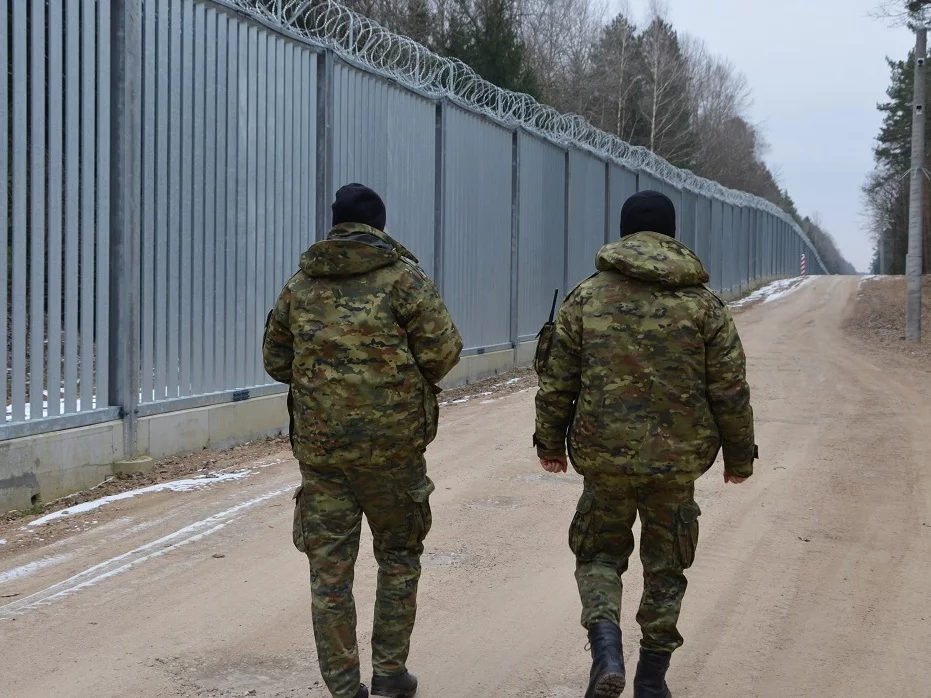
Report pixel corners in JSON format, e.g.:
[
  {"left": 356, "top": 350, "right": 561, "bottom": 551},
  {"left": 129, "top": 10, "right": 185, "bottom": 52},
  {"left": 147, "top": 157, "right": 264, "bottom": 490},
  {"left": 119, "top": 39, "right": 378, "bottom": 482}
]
[
  {"left": 873, "top": 0, "right": 931, "bottom": 26},
  {"left": 684, "top": 37, "right": 757, "bottom": 182},
  {"left": 581, "top": 10, "right": 642, "bottom": 141},
  {"left": 518, "top": 0, "right": 607, "bottom": 112},
  {"left": 637, "top": 5, "right": 695, "bottom": 166}
]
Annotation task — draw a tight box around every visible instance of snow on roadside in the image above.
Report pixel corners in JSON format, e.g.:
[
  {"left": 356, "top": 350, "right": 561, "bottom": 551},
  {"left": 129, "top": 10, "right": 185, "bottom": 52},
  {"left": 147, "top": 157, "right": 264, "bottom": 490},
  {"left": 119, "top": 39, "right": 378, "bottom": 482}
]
[
  {"left": 729, "top": 277, "right": 812, "bottom": 309},
  {"left": 0, "top": 554, "right": 70, "bottom": 585},
  {"left": 761, "top": 276, "right": 816, "bottom": 305},
  {"left": 439, "top": 391, "right": 493, "bottom": 408},
  {"left": 25, "top": 471, "right": 254, "bottom": 528}
]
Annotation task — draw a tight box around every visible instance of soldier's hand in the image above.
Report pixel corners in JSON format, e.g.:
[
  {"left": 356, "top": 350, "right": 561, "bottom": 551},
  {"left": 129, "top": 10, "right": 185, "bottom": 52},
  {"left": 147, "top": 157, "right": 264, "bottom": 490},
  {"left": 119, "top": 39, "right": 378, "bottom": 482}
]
[
  {"left": 540, "top": 456, "right": 568, "bottom": 473},
  {"left": 724, "top": 471, "right": 748, "bottom": 484}
]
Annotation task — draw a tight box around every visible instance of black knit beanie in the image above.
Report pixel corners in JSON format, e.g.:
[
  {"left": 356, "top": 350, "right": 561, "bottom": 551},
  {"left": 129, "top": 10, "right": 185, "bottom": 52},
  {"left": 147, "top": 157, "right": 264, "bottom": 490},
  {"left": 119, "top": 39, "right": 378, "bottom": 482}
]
[
  {"left": 620, "top": 190, "right": 676, "bottom": 239},
  {"left": 331, "top": 183, "right": 387, "bottom": 231}
]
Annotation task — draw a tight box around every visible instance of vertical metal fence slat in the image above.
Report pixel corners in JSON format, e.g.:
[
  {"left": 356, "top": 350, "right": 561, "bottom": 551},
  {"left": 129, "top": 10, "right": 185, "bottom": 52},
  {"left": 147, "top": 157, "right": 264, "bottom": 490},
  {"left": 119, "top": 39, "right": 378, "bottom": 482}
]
[
  {"left": 304, "top": 52, "right": 316, "bottom": 251},
  {"left": 80, "top": 0, "right": 97, "bottom": 413},
  {"left": 246, "top": 26, "right": 259, "bottom": 387},
  {"left": 201, "top": 8, "right": 220, "bottom": 393},
  {"left": 254, "top": 30, "right": 268, "bottom": 388},
  {"left": 235, "top": 23, "right": 249, "bottom": 390},
  {"left": 176, "top": 0, "right": 192, "bottom": 398},
  {"left": 47, "top": 1, "right": 64, "bottom": 418},
  {"left": 30, "top": 0, "right": 47, "bottom": 420},
  {"left": 11, "top": 0, "right": 28, "bottom": 423},
  {"left": 179, "top": 0, "right": 194, "bottom": 398},
  {"left": 191, "top": 4, "right": 207, "bottom": 395},
  {"left": 214, "top": 11, "right": 228, "bottom": 392},
  {"left": 275, "top": 39, "right": 286, "bottom": 304},
  {"left": 10, "top": 0, "right": 30, "bottom": 422},
  {"left": 167, "top": 0, "right": 182, "bottom": 400},
  {"left": 141, "top": 0, "right": 156, "bottom": 404},
  {"left": 0, "top": 0, "right": 8, "bottom": 421},
  {"left": 97, "top": 0, "right": 112, "bottom": 411},
  {"left": 297, "top": 48, "right": 308, "bottom": 274},
  {"left": 154, "top": 0, "right": 170, "bottom": 402},
  {"left": 63, "top": 0, "right": 80, "bottom": 415},
  {"left": 266, "top": 39, "right": 283, "bottom": 324},
  {"left": 288, "top": 44, "right": 301, "bottom": 291},
  {"left": 225, "top": 20, "right": 239, "bottom": 391},
  {"left": 263, "top": 35, "right": 277, "bottom": 373},
  {"left": 283, "top": 43, "right": 295, "bottom": 299}
]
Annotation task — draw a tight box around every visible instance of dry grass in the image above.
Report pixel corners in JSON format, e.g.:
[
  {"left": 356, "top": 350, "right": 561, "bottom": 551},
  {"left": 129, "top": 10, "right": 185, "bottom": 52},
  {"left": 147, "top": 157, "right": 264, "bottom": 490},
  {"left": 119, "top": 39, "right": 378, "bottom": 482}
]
[{"left": 843, "top": 275, "right": 931, "bottom": 369}]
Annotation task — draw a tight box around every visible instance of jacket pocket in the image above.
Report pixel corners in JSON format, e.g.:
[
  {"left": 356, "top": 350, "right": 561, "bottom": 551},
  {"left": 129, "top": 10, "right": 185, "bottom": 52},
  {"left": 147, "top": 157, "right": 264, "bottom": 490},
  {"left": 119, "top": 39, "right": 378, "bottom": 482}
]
[
  {"left": 568, "top": 490, "right": 596, "bottom": 560},
  {"left": 676, "top": 499, "right": 701, "bottom": 569},
  {"left": 422, "top": 383, "right": 441, "bottom": 447},
  {"left": 292, "top": 485, "right": 306, "bottom": 554},
  {"left": 406, "top": 478, "right": 436, "bottom": 548},
  {"left": 286, "top": 388, "right": 296, "bottom": 449}
]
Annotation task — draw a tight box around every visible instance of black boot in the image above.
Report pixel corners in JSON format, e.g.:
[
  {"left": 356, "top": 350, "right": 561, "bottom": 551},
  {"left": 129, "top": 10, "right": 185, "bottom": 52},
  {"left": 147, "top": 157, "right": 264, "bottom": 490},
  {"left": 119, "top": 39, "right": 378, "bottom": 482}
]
[
  {"left": 585, "top": 621, "right": 626, "bottom": 698},
  {"left": 354, "top": 685, "right": 369, "bottom": 698},
  {"left": 371, "top": 670, "right": 418, "bottom": 698},
  {"left": 633, "top": 649, "right": 672, "bottom": 698}
]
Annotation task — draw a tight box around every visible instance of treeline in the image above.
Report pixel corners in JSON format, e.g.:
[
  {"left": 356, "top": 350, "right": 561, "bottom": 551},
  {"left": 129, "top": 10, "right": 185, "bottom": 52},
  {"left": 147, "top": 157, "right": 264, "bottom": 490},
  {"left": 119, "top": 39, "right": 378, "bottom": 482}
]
[
  {"left": 864, "top": 52, "right": 931, "bottom": 274},
  {"left": 297, "top": 0, "right": 854, "bottom": 273}
]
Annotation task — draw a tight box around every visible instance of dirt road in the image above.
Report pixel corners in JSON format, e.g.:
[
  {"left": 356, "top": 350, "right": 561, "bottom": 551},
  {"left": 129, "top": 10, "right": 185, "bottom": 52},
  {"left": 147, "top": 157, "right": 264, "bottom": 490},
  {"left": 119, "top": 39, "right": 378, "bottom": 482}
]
[{"left": 2, "top": 277, "right": 930, "bottom": 698}]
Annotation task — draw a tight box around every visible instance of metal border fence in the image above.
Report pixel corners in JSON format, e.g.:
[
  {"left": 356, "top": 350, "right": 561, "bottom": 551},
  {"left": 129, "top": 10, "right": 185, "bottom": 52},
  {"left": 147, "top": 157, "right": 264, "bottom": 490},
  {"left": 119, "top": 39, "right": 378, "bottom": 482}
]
[{"left": 3, "top": 0, "right": 826, "bottom": 456}]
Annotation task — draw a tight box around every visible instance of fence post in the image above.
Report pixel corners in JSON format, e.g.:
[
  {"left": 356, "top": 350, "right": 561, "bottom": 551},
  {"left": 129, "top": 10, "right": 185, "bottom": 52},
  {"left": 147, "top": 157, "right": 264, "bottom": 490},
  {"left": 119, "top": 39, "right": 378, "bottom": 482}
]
[
  {"left": 109, "top": 0, "right": 143, "bottom": 460},
  {"left": 315, "top": 49, "right": 335, "bottom": 242},
  {"left": 509, "top": 130, "right": 521, "bottom": 353},
  {"left": 604, "top": 162, "right": 611, "bottom": 244},
  {"left": 562, "top": 150, "right": 571, "bottom": 294},
  {"left": 433, "top": 101, "right": 446, "bottom": 294}
]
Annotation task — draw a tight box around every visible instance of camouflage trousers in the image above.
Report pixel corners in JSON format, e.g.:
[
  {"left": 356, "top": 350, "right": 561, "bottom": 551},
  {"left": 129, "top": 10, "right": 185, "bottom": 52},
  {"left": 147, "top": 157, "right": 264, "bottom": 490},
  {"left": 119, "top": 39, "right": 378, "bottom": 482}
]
[
  {"left": 293, "top": 455, "right": 435, "bottom": 698},
  {"left": 570, "top": 473, "right": 701, "bottom": 655}
]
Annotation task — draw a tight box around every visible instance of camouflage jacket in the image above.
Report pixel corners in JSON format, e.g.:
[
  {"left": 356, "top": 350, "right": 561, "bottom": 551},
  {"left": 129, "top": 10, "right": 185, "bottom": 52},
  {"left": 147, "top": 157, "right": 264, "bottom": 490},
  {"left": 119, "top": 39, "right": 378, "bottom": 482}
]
[
  {"left": 534, "top": 231, "right": 756, "bottom": 479},
  {"left": 263, "top": 223, "right": 463, "bottom": 466}
]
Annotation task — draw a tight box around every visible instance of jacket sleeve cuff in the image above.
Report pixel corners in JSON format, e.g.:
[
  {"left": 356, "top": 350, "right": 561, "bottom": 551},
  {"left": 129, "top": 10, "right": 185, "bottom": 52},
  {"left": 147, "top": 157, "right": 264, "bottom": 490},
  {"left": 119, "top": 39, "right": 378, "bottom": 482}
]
[
  {"left": 533, "top": 433, "right": 566, "bottom": 460},
  {"left": 723, "top": 444, "right": 758, "bottom": 478}
]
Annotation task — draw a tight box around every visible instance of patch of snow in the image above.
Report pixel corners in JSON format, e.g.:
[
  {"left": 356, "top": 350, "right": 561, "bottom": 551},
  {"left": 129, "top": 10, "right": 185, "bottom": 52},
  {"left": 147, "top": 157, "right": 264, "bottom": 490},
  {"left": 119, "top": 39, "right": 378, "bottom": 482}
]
[
  {"left": 253, "top": 458, "right": 286, "bottom": 469},
  {"left": 0, "top": 486, "right": 291, "bottom": 617},
  {"left": 730, "top": 277, "right": 811, "bottom": 309},
  {"left": 25, "top": 471, "right": 254, "bottom": 527},
  {"left": 762, "top": 276, "right": 816, "bottom": 304},
  {"left": 0, "top": 554, "right": 71, "bottom": 586},
  {"left": 0, "top": 539, "right": 6, "bottom": 545},
  {"left": 505, "top": 378, "right": 521, "bottom": 385},
  {"left": 6, "top": 395, "right": 98, "bottom": 423}
]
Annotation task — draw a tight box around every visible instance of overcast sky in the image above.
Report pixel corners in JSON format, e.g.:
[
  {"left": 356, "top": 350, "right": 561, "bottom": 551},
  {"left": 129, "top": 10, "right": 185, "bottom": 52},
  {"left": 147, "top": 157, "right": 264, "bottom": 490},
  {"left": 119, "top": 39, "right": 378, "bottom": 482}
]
[{"left": 609, "top": 0, "right": 914, "bottom": 272}]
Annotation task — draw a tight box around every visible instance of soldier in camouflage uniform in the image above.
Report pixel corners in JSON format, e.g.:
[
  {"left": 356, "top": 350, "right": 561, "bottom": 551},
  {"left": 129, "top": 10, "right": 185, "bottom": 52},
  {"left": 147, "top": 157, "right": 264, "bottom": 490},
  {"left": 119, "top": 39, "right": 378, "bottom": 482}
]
[
  {"left": 264, "top": 184, "right": 463, "bottom": 698},
  {"left": 533, "top": 191, "right": 756, "bottom": 698}
]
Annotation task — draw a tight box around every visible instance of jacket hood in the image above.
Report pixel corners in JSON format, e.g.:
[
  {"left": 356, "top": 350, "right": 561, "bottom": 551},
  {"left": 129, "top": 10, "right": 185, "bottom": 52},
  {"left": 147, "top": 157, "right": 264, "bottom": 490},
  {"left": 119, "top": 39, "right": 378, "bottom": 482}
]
[
  {"left": 595, "top": 231, "right": 709, "bottom": 287},
  {"left": 300, "top": 223, "right": 418, "bottom": 278}
]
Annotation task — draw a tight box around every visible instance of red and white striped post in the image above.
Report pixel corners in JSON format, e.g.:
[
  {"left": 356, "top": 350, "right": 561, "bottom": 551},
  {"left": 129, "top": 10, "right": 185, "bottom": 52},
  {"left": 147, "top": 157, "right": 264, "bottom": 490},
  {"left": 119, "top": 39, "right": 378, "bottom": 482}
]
[{"left": 800, "top": 254, "right": 807, "bottom": 277}]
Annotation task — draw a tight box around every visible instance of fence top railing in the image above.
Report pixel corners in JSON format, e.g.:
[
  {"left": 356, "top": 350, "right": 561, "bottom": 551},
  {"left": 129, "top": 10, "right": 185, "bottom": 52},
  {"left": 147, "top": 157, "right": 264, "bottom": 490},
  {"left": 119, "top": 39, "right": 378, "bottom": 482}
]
[{"left": 219, "top": 0, "right": 826, "bottom": 274}]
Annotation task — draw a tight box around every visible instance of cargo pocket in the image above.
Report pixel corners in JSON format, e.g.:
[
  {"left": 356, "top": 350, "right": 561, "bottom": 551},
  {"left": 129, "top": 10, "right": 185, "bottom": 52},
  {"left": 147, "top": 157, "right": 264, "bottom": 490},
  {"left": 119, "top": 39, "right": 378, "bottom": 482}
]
[
  {"left": 676, "top": 499, "right": 701, "bottom": 569},
  {"left": 568, "top": 490, "right": 596, "bottom": 560},
  {"left": 406, "top": 478, "right": 436, "bottom": 548},
  {"left": 292, "top": 485, "right": 306, "bottom": 554}
]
